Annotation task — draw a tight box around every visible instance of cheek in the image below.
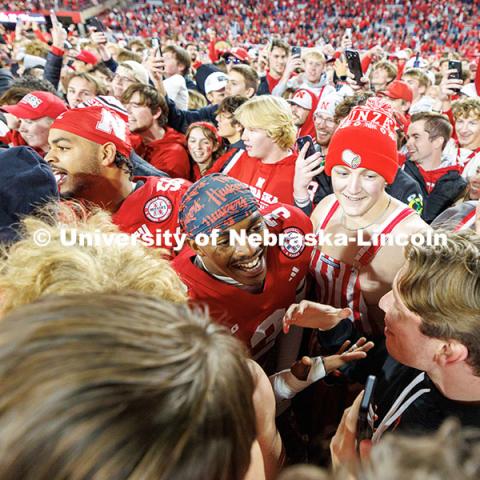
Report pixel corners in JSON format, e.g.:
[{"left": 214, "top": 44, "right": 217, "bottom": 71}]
[{"left": 363, "top": 180, "right": 385, "bottom": 197}]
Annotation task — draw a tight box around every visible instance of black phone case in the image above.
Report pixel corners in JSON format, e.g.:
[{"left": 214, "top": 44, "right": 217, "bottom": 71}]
[
  {"left": 296, "top": 136, "right": 316, "bottom": 158},
  {"left": 345, "top": 49, "right": 363, "bottom": 83}
]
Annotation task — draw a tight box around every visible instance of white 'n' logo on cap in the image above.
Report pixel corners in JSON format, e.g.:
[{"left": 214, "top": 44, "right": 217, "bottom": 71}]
[
  {"left": 341, "top": 149, "right": 361, "bottom": 169},
  {"left": 96, "top": 108, "right": 127, "bottom": 141}
]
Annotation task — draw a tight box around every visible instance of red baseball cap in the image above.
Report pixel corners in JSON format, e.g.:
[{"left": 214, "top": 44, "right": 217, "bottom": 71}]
[
  {"left": 378, "top": 80, "right": 413, "bottom": 103},
  {"left": 1, "top": 91, "right": 67, "bottom": 120},
  {"left": 224, "top": 47, "right": 250, "bottom": 63}
]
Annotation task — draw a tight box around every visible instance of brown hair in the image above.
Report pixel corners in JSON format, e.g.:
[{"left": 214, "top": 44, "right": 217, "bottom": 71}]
[
  {"left": 0, "top": 86, "right": 31, "bottom": 105},
  {"left": 216, "top": 95, "right": 248, "bottom": 129},
  {"left": 66, "top": 71, "right": 107, "bottom": 96},
  {"left": 398, "top": 230, "right": 480, "bottom": 375},
  {"left": 268, "top": 38, "right": 290, "bottom": 56},
  {"left": 230, "top": 64, "right": 260, "bottom": 94},
  {"left": 410, "top": 111, "right": 452, "bottom": 149},
  {"left": 164, "top": 45, "right": 191, "bottom": 75},
  {"left": 0, "top": 293, "right": 257, "bottom": 480},
  {"left": 116, "top": 48, "right": 142, "bottom": 64},
  {"left": 121, "top": 83, "right": 169, "bottom": 127},
  {"left": 186, "top": 122, "right": 225, "bottom": 161}
]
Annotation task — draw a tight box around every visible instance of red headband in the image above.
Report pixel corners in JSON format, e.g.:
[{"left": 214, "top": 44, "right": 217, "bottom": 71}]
[
  {"left": 189, "top": 121, "right": 222, "bottom": 146},
  {"left": 51, "top": 106, "right": 132, "bottom": 157}
]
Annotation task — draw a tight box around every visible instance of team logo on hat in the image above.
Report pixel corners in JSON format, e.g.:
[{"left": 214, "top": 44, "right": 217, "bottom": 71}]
[
  {"left": 341, "top": 149, "right": 361, "bottom": 169},
  {"left": 22, "top": 94, "right": 42, "bottom": 109},
  {"left": 280, "top": 227, "right": 305, "bottom": 259},
  {"left": 144, "top": 196, "right": 173, "bottom": 222}
]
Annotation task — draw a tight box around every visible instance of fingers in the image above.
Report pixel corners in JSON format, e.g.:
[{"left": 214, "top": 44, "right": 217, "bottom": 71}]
[{"left": 290, "top": 356, "right": 312, "bottom": 381}]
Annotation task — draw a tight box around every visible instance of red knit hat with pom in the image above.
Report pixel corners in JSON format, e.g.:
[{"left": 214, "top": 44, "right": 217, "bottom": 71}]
[{"left": 325, "top": 98, "right": 399, "bottom": 183}]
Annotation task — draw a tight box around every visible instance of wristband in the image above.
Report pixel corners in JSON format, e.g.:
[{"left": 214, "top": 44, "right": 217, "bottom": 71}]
[
  {"left": 51, "top": 46, "right": 65, "bottom": 57},
  {"left": 270, "top": 356, "right": 327, "bottom": 402},
  {"left": 294, "top": 194, "right": 311, "bottom": 207}
]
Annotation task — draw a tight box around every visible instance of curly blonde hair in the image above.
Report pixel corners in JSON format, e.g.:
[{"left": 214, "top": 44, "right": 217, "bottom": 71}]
[
  {"left": 235, "top": 95, "right": 296, "bottom": 150},
  {"left": 0, "top": 204, "right": 187, "bottom": 315},
  {"left": 452, "top": 97, "right": 480, "bottom": 121}
]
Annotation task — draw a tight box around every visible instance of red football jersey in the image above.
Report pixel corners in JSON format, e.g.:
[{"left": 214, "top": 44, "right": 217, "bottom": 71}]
[
  {"left": 112, "top": 176, "right": 191, "bottom": 253},
  {"left": 209, "top": 149, "right": 298, "bottom": 209},
  {"left": 172, "top": 203, "right": 313, "bottom": 359}
]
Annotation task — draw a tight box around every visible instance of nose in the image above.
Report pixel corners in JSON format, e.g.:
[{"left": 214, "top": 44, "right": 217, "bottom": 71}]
[
  {"left": 234, "top": 236, "right": 258, "bottom": 259},
  {"left": 44, "top": 149, "right": 55, "bottom": 163},
  {"left": 379, "top": 290, "right": 393, "bottom": 313},
  {"left": 346, "top": 173, "right": 362, "bottom": 194}
]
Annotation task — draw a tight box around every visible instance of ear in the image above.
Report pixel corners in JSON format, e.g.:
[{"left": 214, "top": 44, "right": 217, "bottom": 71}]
[
  {"left": 435, "top": 340, "right": 469, "bottom": 367},
  {"left": 212, "top": 141, "right": 220, "bottom": 153},
  {"left": 206, "top": 92, "right": 214, "bottom": 103},
  {"left": 152, "top": 109, "right": 163, "bottom": 121},
  {"left": 235, "top": 123, "right": 244, "bottom": 135},
  {"left": 187, "top": 238, "right": 203, "bottom": 255},
  {"left": 99, "top": 142, "right": 117, "bottom": 167},
  {"left": 245, "top": 87, "right": 255, "bottom": 98},
  {"left": 432, "top": 135, "right": 444, "bottom": 151}
]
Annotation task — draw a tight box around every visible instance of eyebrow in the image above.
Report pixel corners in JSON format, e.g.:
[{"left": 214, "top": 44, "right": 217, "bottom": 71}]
[{"left": 50, "top": 138, "right": 73, "bottom": 145}]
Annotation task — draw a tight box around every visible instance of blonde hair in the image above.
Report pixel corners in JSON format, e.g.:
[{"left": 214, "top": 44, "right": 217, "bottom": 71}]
[
  {"left": 0, "top": 204, "right": 187, "bottom": 315},
  {"left": 302, "top": 48, "right": 325, "bottom": 63},
  {"left": 452, "top": 98, "right": 480, "bottom": 121},
  {"left": 402, "top": 68, "right": 431, "bottom": 89},
  {"left": 188, "top": 89, "right": 208, "bottom": 110},
  {"left": 398, "top": 229, "right": 480, "bottom": 375},
  {"left": 235, "top": 95, "right": 296, "bottom": 149}
]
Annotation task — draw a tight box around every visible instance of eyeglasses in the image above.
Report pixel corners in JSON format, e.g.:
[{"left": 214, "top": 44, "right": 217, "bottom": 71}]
[
  {"left": 225, "top": 56, "right": 242, "bottom": 65},
  {"left": 314, "top": 115, "right": 336, "bottom": 128}
]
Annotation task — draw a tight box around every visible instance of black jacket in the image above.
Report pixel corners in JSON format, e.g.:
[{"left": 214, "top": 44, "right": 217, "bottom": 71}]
[
  {"left": 404, "top": 160, "right": 467, "bottom": 224},
  {"left": 166, "top": 96, "right": 218, "bottom": 134},
  {"left": 257, "top": 75, "right": 270, "bottom": 95}
]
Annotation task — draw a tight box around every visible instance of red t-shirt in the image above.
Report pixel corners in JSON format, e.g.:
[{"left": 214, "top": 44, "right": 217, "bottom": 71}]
[
  {"left": 172, "top": 203, "right": 313, "bottom": 359},
  {"left": 112, "top": 176, "right": 191, "bottom": 254},
  {"left": 209, "top": 149, "right": 298, "bottom": 208}
]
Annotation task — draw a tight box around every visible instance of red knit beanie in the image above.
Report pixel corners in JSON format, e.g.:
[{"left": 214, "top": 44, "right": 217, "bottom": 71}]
[{"left": 325, "top": 98, "right": 399, "bottom": 183}]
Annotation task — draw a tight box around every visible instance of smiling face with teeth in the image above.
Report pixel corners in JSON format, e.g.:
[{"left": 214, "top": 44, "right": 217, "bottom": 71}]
[
  {"left": 190, "top": 212, "right": 268, "bottom": 288},
  {"left": 332, "top": 165, "right": 388, "bottom": 218}
]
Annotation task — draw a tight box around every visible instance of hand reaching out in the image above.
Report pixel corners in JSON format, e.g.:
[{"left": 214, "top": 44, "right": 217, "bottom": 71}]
[{"left": 283, "top": 300, "right": 352, "bottom": 333}]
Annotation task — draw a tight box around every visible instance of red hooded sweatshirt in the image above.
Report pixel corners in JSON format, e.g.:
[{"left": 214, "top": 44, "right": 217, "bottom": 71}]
[{"left": 132, "top": 127, "right": 190, "bottom": 180}]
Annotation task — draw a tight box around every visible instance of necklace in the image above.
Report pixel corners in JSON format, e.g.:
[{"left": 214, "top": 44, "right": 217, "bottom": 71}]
[{"left": 341, "top": 197, "right": 392, "bottom": 231}]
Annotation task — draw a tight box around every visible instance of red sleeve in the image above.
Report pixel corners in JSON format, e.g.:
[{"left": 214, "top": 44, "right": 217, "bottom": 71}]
[
  {"left": 475, "top": 58, "right": 480, "bottom": 96},
  {"left": 208, "top": 38, "right": 219, "bottom": 63},
  {"left": 361, "top": 52, "right": 373, "bottom": 73},
  {"left": 396, "top": 59, "right": 406, "bottom": 79}
]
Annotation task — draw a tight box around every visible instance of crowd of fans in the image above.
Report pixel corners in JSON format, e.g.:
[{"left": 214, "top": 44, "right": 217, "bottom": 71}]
[{"left": 0, "top": 1, "right": 479, "bottom": 479}]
